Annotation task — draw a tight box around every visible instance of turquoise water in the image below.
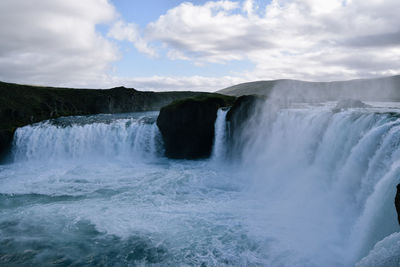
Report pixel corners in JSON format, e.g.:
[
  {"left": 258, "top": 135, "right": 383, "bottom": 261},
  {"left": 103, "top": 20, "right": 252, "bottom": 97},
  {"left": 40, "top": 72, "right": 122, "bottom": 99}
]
[{"left": 1, "top": 107, "right": 400, "bottom": 266}]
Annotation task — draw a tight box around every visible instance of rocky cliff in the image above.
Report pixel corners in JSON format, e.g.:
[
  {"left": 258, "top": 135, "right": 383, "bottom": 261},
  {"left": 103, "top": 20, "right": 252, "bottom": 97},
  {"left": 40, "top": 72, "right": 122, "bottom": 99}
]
[{"left": 156, "top": 94, "right": 235, "bottom": 159}]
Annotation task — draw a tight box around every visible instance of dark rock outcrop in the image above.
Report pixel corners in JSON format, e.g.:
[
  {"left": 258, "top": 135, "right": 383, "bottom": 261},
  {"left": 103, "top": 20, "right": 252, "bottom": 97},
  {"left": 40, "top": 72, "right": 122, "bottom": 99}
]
[
  {"left": 0, "top": 81, "right": 214, "bottom": 161},
  {"left": 0, "top": 129, "right": 14, "bottom": 161},
  {"left": 226, "top": 95, "right": 265, "bottom": 155},
  {"left": 395, "top": 184, "right": 400, "bottom": 225},
  {"left": 226, "top": 95, "right": 264, "bottom": 133},
  {"left": 156, "top": 94, "right": 235, "bottom": 159}
]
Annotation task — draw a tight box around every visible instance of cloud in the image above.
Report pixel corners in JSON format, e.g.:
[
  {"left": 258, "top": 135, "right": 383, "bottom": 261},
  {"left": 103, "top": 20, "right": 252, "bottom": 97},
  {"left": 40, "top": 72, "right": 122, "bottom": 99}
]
[
  {"left": 146, "top": 1, "right": 270, "bottom": 64},
  {"left": 343, "top": 31, "right": 400, "bottom": 48},
  {"left": 0, "top": 0, "right": 241, "bottom": 91},
  {"left": 0, "top": 0, "right": 119, "bottom": 87},
  {"left": 108, "top": 21, "right": 157, "bottom": 57},
  {"left": 0, "top": 0, "right": 399, "bottom": 92},
  {"left": 144, "top": 0, "right": 400, "bottom": 81}
]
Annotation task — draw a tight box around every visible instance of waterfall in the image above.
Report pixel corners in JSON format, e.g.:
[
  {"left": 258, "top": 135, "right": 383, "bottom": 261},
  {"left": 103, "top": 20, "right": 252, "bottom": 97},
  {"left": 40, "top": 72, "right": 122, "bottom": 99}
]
[
  {"left": 236, "top": 103, "right": 400, "bottom": 266},
  {"left": 211, "top": 108, "right": 228, "bottom": 161},
  {"left": 12, "top": 113, "right": 163, "bottom": 163},
  {"left": 4, "top": 105, "right": 400, "bottom": 266}
]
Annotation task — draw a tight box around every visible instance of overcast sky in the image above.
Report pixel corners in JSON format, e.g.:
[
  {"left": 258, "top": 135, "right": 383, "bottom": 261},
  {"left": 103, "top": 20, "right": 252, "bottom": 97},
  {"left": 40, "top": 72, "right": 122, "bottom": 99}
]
[{"left": 0, "top": 0, "right": 399, "bottom": 91}]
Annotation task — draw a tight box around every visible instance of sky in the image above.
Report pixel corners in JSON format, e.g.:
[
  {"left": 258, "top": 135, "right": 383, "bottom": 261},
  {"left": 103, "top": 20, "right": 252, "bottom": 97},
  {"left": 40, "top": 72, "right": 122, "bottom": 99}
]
[{"left": 0, "top": 0, "right": 399, "bottom": 91}]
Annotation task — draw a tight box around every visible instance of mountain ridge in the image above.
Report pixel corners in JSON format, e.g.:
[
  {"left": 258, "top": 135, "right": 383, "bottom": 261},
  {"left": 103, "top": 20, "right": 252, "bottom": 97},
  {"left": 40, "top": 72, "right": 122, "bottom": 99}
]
[{"left": 218, "top": 75, "right": 400, "bottom": 101}]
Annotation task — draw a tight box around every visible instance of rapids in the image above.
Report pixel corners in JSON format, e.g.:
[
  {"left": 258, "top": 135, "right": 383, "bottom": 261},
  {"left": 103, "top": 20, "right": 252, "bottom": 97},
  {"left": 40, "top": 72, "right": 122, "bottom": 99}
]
[{"left": 1, "top": 103, "right": 400, "bottom": 266}]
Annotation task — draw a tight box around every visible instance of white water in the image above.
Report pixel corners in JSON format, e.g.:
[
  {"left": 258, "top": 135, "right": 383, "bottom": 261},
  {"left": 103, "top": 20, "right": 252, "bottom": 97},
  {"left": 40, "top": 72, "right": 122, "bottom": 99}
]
[
  {"left": 1, "top": 105, "right": 400, "bottom": 266},
  {"left": 0, "top": 112, "right": 256, "bottom": 266},
  {"left": 211, "top": 108, "right": 228, "bottom": 161},
  {"left": 237, "top": 103, "right": 400, "bottom": 266},
  {"left": 12, "top": 112, "right": 163, "bottom": 163}
]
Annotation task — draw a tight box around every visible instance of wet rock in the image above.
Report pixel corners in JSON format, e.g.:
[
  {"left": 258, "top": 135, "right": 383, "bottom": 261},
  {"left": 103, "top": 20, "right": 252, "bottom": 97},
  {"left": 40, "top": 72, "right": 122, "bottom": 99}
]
[
  {"left": 156, "top": 95, "right": 235, "bottom": 159},
  {"left": 395, "top": 184, "right": 400, "bottom": 225},
  {"left": 226, "top": 95, "right": 264, "bottom": 134},
  {"left": 225, "top": 95, "right": 265, "bottom": 156},
  {"left": 0, "top": 129, "right": 14, "bottom": 162}
]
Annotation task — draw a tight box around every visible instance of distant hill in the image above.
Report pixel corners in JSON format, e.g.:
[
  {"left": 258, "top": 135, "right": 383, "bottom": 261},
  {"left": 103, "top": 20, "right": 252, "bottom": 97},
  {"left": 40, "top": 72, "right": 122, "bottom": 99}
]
[{"left": 218, "top": 75, "right": 400, "bottom": 102}]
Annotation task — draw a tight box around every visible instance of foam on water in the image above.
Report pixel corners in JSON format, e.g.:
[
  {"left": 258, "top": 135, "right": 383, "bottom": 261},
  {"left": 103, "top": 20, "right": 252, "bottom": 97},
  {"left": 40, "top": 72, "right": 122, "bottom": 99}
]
[
  {"left": 357, "top": 232, "right": 400, "bottom": 267},
  {"left": 0, "top": 112, "right": 263, "bottom": 266},
  {"left": 237, "top": 103, "right": 400, "bottom": 266},
  {"left": 1, "top": 106, "right": 400, "bottom": 266}
]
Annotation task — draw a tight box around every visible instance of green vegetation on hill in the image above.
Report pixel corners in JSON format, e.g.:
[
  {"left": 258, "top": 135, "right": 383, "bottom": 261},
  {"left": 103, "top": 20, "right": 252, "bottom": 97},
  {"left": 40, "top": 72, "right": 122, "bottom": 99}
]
[{"left": 164, "top": 93, "right": 235, "bottom": 111}]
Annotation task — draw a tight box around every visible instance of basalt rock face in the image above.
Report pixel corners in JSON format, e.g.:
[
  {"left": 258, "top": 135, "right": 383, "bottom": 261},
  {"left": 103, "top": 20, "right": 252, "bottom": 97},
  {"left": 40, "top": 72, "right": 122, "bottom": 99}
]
[
  {"left": 0, "top": 81, "right": 208, "bottom": 161},
  {"left": 226, "top": 95, "right": 265, "bottom": 157},
  {"left": 0, "top": 129, "right": 14, "bottom": 161},
  {"left": 395, "top": 184, "right": 400, "bottom": 225},
  {"left": 156, "top": 95, "right": 235, "bottom": 159}
]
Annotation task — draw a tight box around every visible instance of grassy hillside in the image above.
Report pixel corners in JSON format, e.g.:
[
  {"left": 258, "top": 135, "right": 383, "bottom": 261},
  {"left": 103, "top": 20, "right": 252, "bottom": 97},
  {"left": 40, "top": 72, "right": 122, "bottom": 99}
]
[
  {"left": 218, "top": 75, "right": 400, "bottom": 102},
  {"left": 0, "top": 81, "right": 219, "bottom": 159}
]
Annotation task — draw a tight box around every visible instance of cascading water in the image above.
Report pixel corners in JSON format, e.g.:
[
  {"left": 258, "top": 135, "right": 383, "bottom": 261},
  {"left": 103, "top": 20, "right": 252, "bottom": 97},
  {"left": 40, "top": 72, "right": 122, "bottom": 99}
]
[
  {"left": 1, "top": 104, "right": 400, "bottom": 266},
  {"left": 236, "top": 102, "right": 400, "bottom": 266},
  {"left": 211, "top": 108, "right": 228, "bottom": 161},
  {"left": 12, "top": 112, "right": 163, "bottom": 163}
]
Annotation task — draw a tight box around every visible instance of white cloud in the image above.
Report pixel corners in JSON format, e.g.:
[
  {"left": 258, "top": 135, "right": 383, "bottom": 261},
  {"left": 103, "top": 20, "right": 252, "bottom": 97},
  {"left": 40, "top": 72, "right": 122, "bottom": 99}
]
[
  {"left": 0, "top": 0, "right": 119, "bottom": 87},
  {"left": 166, "top": 49, "right": 190, "bottom": 61},
  {"left": 144, "top": 0, "right": 400, "bottom": 81},
  {"left": 108, "top": 21, "right": 157, "bottom": 57},
  {"left": 146, "top": 1, "right": 260, "bottom": 64},
  {"left": 0, "top": 0, "right": 399, "bottom": 92},
  {"left": 0, "top": 0, "right": 243, "bottom": 91}
]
